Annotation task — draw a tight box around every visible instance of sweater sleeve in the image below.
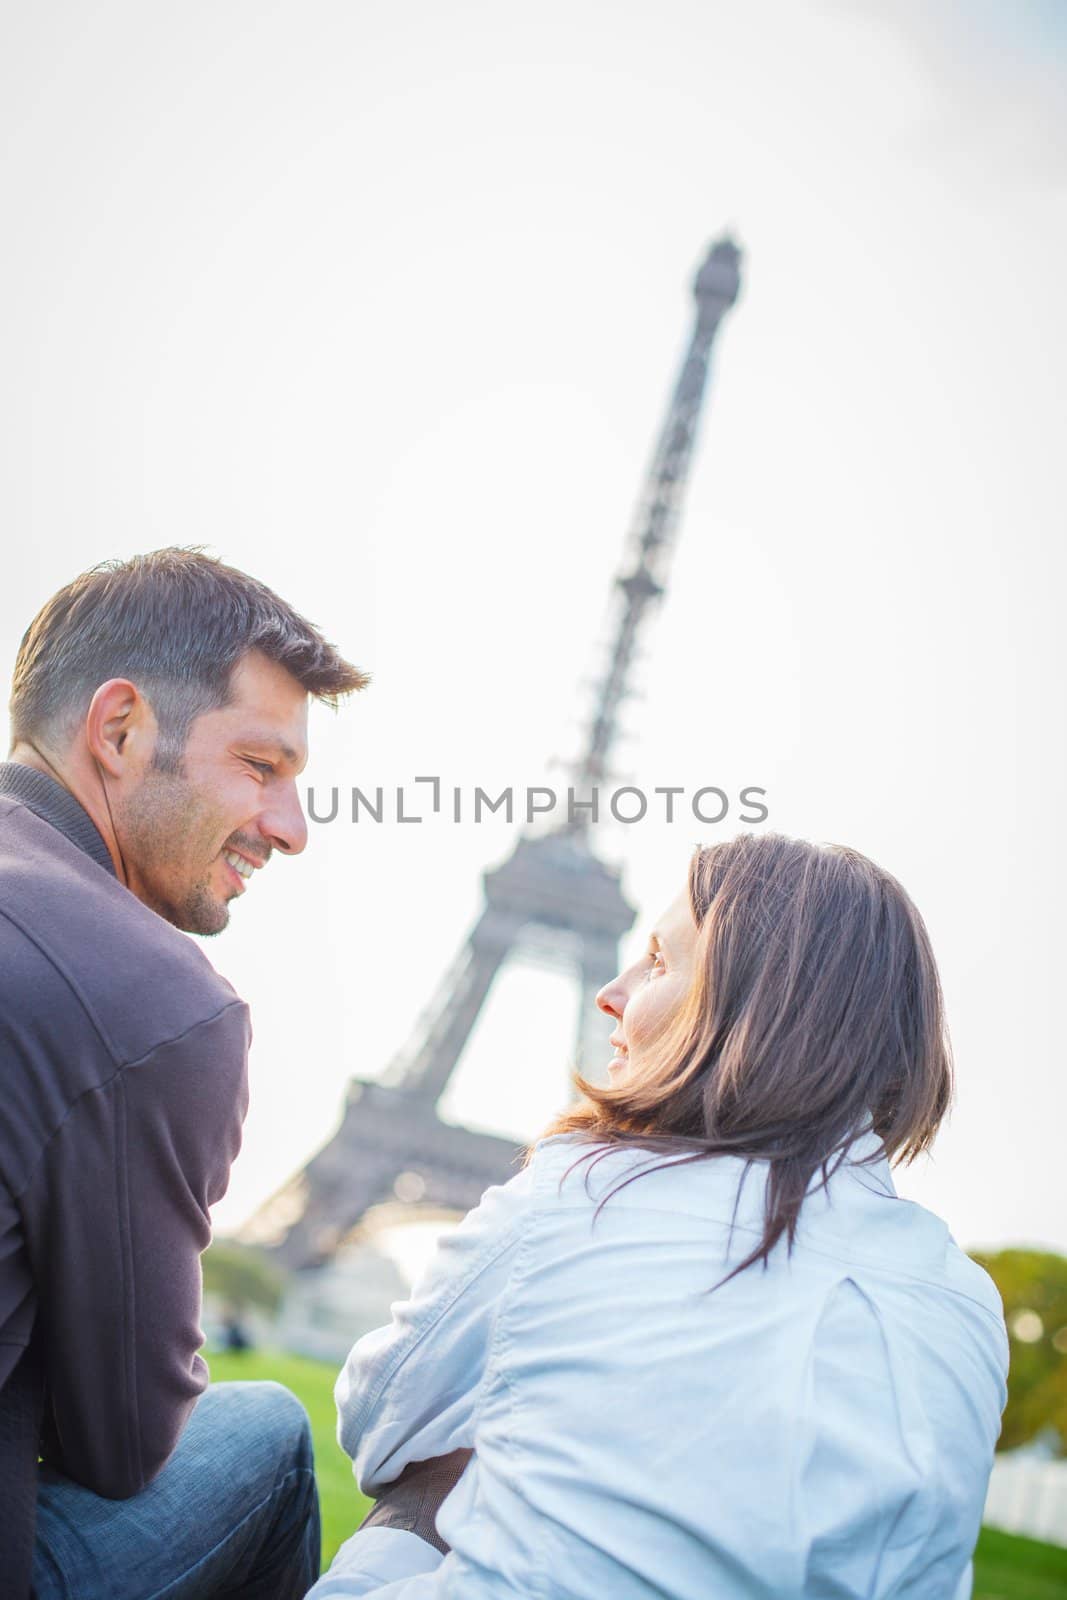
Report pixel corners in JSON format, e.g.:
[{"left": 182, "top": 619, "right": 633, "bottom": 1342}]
[{"left": 22, "top": 1001, "right": 249, "bottom": 1498}]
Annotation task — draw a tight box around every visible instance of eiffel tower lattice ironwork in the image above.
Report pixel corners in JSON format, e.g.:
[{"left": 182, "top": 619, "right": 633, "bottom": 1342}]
[{"left": 250, "top": 237, "right": 743, "bottom": 1268}]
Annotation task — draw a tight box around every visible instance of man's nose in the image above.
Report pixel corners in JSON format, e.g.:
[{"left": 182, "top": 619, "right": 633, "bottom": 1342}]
[{"left": 261, "top": 779, "right": 309, "bottom": 857}]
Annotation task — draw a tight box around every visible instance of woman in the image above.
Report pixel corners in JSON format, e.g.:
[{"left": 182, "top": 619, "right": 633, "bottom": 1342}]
[{"left": 309, "top": 834, "right": 1007, "bottom": 1600}]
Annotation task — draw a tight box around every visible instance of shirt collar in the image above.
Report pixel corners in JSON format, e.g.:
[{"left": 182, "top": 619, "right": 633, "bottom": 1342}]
[
  {"left": 0, "top": 761, "right": 116, "bottom": 877},
  {"left": 843, "top": 1124, "right": 896, "bottom": 1196}
]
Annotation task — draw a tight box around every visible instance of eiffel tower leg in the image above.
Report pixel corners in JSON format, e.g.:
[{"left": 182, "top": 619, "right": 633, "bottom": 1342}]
[
  {"left": 250, "top": 908, "right": 526, "bottom": 1266},
  {"left": 401, "top": 905, "right": 523, "bottom": 1105},
  {"left": 270, "top": 1130, "right": 403, "bottom": 1268}
]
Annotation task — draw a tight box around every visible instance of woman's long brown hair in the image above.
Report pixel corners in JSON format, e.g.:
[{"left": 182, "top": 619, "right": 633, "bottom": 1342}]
[{"left": 541, "top": 833, "right": 953, "bottom": 1283}]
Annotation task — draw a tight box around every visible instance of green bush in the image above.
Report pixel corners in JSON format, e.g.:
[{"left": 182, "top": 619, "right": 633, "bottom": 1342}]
[
  {"left": 971, "top": 1248, "right": 1067, "bottom": 1454},
  {"left": 201, "top": 1240, "right": 286, "bottom": 1316}
]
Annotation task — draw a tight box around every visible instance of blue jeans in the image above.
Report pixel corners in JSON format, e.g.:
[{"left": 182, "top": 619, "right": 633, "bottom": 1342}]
[{"left": 32, "top": 1381, "right": 321, "bottom": 1599}]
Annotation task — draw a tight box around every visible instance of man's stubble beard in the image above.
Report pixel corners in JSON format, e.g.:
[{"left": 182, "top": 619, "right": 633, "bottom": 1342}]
[{"left": 116, "top": 764, "right": 233, "bottom": 936}]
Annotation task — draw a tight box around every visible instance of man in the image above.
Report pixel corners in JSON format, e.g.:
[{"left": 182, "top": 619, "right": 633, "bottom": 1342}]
[{"left": 0, "top": 548, "right": 367, "bottom": 1597}]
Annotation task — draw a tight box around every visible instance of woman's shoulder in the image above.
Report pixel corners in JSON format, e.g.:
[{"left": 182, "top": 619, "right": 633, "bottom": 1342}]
[
  {"left": 525, "top": 1136, "right": 1004, "bottom": 1315},
  {"left": 520, "top": 1133, "right": 632, "bottom": 1200},
  {"left": 940, "top": 1238, "right": 1008, "bottom": 1325},
  {"left": 525, "top": 1132, "right": 656, "bottom": 1181},
  {"left": 521, "top": 1132, "right": 595, "bottom": 1193},
  {"left": 522, "top": 1132, "right": 749, "bottom": 1214}
]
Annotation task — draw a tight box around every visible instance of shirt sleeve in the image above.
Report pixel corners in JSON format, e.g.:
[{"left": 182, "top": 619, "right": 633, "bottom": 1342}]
[
  {"left": 335, "top": 1162, "right": 534, "bottom": 1496},
  {"left": 22, "top": 1001, "right": 250, "bottom": 1498},
  {"left": 801, "top": 1275, "right": 986, "bottom": 1599},
  {"left": 306, "top": 1528, "right": 444, "bottom": 1600}
]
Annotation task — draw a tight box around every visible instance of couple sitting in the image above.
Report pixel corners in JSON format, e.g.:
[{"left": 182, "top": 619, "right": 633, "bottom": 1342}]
[{"left": 0, "top": 549, "right": 1006, "bottom": 1600}]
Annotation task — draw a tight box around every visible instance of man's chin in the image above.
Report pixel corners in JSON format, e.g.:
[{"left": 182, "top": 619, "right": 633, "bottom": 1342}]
[
  {"left": 160, "top": 885, "right": 233, "bottom": 938},
  {"left": 184, "top": 898, "right": 232, "bottom": 938}
]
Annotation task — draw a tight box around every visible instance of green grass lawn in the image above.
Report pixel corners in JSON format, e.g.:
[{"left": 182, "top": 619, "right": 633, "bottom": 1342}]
[
  {"left": 972, "top": 1527, "right": 1067, "bottom": 1600},
  {"left": 207, "top": 1348, "right": 1067, "bottom": 1593}
]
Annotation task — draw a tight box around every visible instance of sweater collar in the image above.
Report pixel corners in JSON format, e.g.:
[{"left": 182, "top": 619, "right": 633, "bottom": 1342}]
[{"left": 0, "top": 762, "right": 116, "bottom": 877}]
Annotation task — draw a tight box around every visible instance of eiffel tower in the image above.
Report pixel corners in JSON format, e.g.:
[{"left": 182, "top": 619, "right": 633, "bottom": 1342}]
[{"left": 250, "top": 236, "right": 743, "bottom": 1268}]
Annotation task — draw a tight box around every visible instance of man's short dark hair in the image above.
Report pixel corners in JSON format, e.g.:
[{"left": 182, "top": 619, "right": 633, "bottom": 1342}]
[{"left": 10, "top": 547, "right": 368, "bottom": 767}]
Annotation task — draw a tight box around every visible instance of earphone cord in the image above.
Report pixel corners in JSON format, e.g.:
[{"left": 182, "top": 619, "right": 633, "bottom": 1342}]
[{"left": 26, "top": 738, "right": 129, "bottom": 887}]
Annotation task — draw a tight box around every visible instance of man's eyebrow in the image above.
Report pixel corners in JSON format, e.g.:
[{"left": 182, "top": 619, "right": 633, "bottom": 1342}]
[{"left": 238, "top": 735, "right": 304, "bottom": 765}]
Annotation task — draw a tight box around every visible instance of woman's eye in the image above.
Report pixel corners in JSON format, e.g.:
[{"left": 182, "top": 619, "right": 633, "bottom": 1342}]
[{"left": 645, "top": 951, "right": 666, "bottom": 980}]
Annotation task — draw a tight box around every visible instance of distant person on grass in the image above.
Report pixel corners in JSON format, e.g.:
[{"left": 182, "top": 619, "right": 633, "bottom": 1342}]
[
  {"left": 0, "top": 549, "right": 366, "bottom": 1599},
  {"left": 310, "top": 834, "right": 1008, "bottom": 1600}
]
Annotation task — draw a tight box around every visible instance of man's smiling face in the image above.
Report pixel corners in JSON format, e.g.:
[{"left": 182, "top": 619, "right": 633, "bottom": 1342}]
[{"left": 116, "top": 650, "right": 310, "bottom": 935}]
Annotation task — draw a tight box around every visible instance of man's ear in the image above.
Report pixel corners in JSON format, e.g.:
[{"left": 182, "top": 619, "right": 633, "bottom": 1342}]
[{"left": 84, "top": 679, "right": 157, "bottom": 778}]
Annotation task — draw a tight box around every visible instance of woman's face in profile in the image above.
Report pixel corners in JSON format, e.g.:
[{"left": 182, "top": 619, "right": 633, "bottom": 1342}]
[{"left": 596, "top": 889, "right": 699, "bottom": 1085}]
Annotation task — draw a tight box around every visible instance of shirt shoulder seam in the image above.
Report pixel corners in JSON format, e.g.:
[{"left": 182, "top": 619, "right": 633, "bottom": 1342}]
[{"left": 11, "top": 999, "right": 249, "bottom": 1206}]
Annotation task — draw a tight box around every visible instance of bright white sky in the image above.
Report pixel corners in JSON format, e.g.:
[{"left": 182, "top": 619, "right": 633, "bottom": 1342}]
[{"left": 2, "top": 1, "right": 1065, "bottom": 1256}]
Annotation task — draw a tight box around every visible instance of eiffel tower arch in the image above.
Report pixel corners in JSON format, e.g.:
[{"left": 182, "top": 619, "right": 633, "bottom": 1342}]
[{"left": 246, "top": 237, "right": 743, "bottom": 1269}]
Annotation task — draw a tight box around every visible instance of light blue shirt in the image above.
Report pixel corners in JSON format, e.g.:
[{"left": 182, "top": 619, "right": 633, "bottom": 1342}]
[{"left": 308, "top": 1132, "right": 1007, "bottom": 1599}]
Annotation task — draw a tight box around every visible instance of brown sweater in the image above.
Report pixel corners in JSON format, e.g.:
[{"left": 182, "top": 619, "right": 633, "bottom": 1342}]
[{"left": 0, "top": 763, "right": 250, "bottom": 1595}]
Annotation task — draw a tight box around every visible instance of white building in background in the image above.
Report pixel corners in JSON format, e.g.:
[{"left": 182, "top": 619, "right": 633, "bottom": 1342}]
[
  {"left": 275, "top": 1239, "right": 409, "bottom": 1364},
  {"left": 983, "top": 1443, "right": 1067, "bottom": 1549},
  {"left": 276, "top": 1215, "right": 456, "bottom": 1365}
]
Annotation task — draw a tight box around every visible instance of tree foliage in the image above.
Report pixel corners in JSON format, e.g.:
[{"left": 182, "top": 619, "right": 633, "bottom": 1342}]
[
  {"left": 970, "top": 1249, "right": 1067, "bottom": 1454},
  {"left": 201, "top": 1239, "right": 286, "bottom": 1315}
]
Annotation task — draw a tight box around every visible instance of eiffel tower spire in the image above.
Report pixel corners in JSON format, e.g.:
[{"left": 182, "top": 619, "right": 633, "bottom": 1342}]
[
  {"left": 573, "top": 237, "right": 742, "bottom": 802},
  {"left": 245, "top": 237, "right": 743, "bottom": 1268}
]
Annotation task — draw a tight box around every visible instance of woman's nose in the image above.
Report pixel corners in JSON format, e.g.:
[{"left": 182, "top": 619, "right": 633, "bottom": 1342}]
[{"left": 596, "top": 978, "right": 625, "bottom": 1019}]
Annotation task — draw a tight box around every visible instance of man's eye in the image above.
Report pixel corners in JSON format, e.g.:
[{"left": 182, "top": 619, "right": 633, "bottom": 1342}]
[{"left": 245, "top": 758, "right": 273, "bottom": 776}]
